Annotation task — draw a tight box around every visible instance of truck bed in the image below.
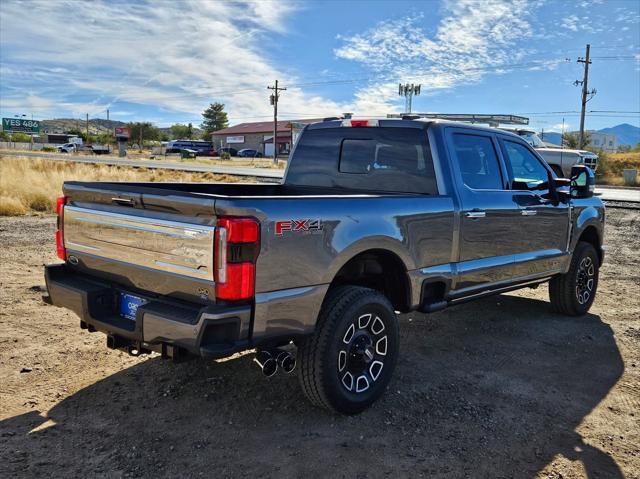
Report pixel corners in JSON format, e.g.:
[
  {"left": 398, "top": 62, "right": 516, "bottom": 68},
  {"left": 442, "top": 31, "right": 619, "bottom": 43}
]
[
  {"left": 61, "top": 181, "right": 433, "bottom": 305},
  {"left": 66, "top": 181, "right": 401, "bottom": 200}
]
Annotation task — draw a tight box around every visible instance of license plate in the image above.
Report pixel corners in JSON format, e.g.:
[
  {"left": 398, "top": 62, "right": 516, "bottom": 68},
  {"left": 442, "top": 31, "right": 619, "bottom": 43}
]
[{"left": 119, "top": 293, "right": 147, "bottom": 321}]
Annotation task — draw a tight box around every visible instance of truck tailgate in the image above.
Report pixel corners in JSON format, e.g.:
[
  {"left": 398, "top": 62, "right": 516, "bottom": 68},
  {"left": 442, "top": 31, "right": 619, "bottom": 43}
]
[
  {"left": 61, "top": 182, "right": 218, "bottom": 304},
  {"left": 64, "top": 206, "right": 215, "bottom": 280}
]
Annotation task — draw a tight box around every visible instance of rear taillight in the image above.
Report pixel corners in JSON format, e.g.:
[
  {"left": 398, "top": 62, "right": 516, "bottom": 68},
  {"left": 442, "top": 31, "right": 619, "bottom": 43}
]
[
  {"left": 214, "top": 217, "right": 260, "bottom": 301},
  {"left": 55, "top": 195, "right": 67, "bottom": 260}
]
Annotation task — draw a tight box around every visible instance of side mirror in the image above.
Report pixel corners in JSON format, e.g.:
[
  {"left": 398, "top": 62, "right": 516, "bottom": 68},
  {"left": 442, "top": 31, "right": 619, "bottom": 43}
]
[{"left": 570, "top": 165, "right": 595, "bottom": 199}]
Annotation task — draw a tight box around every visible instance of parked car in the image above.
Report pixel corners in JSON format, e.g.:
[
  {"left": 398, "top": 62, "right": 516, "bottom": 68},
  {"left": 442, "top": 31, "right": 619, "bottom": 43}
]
[
  {"left": 198, "top": 148, "right": 218, "bottom": 157},
  {"left": 78, "top": 144, "right": 111, "bottom": 155},
  {"left": 219, "top": 147, "right": 238, "bottom": 156},
  {"left": 166, "top": 140, "right": 217, "bottom": 156},
  {"left": 504, "top": 129, "right": 598, "bottom": 177},
  {"left": 56, "top": 143, "right": 77, "bottom": 153},
  {"left": 237, "top": 148, "right": 262, "bottom": 158},
  {"left": 45, "top": 118, "right": 604, "bottom": 414}
]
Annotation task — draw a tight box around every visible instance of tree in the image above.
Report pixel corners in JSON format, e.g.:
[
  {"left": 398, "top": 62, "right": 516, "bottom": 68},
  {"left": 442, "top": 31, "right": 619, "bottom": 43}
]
[
  {"left": 201, "top": 103, "right": 228, "bottom": 136},
  {"left": 170, "top": 123, "right": 191, "bottom": 139},
  {"left": 127, "top": 122, "right": 161, "bottom": 146},
  {"left": 95, "top": 132, "right": 114, "bottom": 145},
  {"left": 562, "top": 131, "right": 591, "bottom": 149},
  {"left": 11, "top": 132, "right": 32, "bottom": 142},
  {"left": 67, "top": 128, "right": 87, "bottom": 142}
]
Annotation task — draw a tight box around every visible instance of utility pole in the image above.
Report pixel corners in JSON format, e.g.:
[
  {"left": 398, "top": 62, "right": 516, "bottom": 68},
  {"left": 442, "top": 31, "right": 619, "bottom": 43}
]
[
  {"left": 107, "top": 109, "right": 109, "bottom": 121},
  {"left": 139, "top": 124, "right": 143, "bottom": 153},
  {"left": 576, "top": 44, "right": 594, "bottom": 149},
  {"left": 267, "top": 80, "right": 286, "bottom": 164},
  {"left": 86, "top": 113, "right": 89, "bottom": 145}
]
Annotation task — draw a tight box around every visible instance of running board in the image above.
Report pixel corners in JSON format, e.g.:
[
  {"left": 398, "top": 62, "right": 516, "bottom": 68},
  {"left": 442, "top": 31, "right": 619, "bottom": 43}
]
[{"left": 419, "top": 300, "right": 448, "bottom": 313}]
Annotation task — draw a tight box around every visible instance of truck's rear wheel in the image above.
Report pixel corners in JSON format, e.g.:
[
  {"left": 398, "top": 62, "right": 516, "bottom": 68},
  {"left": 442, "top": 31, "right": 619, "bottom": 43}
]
[
  {"left": 549, "top": 241, "right": 599, "bottom": 316},
  {"left": 297, "top": 286, "right": 399, "bottom": 414}
]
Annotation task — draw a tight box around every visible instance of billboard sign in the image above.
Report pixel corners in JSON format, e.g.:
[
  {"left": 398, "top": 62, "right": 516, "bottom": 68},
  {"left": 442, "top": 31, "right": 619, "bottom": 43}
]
[
  {"left": 226, "top": 136, "right": 244, "bottom": 144},
  {"left": 115, "top": 127, "right": 131, "bottom": 139},
  {"left": 2, "top": 118, "right": 40, "bottom": 134}
]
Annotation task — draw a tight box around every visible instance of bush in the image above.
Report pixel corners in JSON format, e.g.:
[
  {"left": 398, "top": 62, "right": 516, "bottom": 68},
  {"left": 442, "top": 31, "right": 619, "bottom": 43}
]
[
  {"left": 220, "top": 152, "right": 231, "bottom": 160},
  {"left": 0, "top": 196, "right": 27, "bottom": 216},
  {"left": 42, "top": 146, "right": 57, "bottom": 152},
  {"left": 597, "top": 151, "right": 640, "bottom": 186},
  {"left": 10, "top": 133, "right": 32, "bottom": 143},
  {"left": 28, "top": 192, "right": 54, "bottom": 212}
]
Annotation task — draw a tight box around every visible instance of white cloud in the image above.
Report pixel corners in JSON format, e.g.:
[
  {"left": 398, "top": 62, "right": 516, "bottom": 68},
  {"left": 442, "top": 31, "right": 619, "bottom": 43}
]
[
  {"left": 561, "top": 14, "right": 580, "bottom": 32},
  {"left": 0, "top": 0, "right": 346, "bottom": 122},
  {"left": 549, "top": 122, "right": 570, "bottom": 132},
  {"left": 334, "top": 0, "right": 542, "bottom": 113}
]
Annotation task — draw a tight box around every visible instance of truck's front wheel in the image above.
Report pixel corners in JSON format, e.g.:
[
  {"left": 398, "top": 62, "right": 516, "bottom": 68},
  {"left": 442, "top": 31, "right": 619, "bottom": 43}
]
[
  {"left": 298, "top": 286, "right": 399, "bottom": 414},
  {"left": 549, "top": 241, "right": 600, "bottom": 316}
]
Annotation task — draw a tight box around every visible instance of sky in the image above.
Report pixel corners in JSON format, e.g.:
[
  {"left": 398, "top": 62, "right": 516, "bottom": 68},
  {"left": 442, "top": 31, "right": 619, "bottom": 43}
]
[{"left": 0, "top": 0, "right": 639, "bottom": 133}]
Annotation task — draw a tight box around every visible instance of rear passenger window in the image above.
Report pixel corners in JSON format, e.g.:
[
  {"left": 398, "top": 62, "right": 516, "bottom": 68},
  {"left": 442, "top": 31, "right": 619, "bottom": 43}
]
[{"left": 452, "top": 134, "right": 503, "bottom": 190}]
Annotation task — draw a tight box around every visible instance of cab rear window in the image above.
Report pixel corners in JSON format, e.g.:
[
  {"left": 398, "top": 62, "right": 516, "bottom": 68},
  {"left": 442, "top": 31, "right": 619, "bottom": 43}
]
[{"left": 287, "top": 127, "right": 437, "bottom": 195}]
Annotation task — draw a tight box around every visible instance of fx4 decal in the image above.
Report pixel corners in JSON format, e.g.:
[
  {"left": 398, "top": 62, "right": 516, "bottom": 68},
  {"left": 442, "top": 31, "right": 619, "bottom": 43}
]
[{"left": 275, "top": 219, "right": 323, "bottom": 236}]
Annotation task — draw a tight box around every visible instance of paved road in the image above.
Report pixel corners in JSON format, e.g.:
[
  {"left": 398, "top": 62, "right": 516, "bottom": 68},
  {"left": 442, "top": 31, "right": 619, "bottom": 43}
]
[
  {"left": 3, "top": 150, "right": 638, "bottom": 201},
  {"left": 0, "top": 150, "right": 284, "bottom": 179},
  {"left": 595, "top": 187, "right": 640, "bottom": 203}
]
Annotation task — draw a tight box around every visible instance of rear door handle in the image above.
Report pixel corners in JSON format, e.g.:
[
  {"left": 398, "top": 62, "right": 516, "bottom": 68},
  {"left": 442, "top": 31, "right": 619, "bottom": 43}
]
[
  {"left": 465, "top": 210, "right": 486, "bottom": 219},
  {"left": 521, "top": 209, "right": 537, "bottom": 216}
]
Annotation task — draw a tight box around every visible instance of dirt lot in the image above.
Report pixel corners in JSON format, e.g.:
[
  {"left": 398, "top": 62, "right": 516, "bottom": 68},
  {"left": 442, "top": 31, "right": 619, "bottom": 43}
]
[{"left": 1, "top": 209, "right": 638, "bottom": 478}]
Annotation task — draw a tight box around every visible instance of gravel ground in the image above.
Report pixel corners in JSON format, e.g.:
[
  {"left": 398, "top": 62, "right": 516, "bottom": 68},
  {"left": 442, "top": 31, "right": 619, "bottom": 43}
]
[{"left": 0, "top": 209, "right": 638, "bottom": 478}]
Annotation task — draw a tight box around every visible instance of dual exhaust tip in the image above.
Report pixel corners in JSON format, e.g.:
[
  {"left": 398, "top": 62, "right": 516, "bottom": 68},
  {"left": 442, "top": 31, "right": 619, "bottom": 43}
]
[{"left": 253, "top": 349, "right": 296, "bottom": 377}]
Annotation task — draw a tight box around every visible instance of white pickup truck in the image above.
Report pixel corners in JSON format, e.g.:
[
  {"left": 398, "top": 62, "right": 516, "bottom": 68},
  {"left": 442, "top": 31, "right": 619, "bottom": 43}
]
[{"left": 508, "top": 129, "right": 598, "bottom": 178}]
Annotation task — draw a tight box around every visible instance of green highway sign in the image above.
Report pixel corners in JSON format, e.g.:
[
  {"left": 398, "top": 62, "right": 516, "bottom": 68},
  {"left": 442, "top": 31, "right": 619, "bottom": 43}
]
[{"left": 2, "top": 118, "right": 40, "bottom": 134}]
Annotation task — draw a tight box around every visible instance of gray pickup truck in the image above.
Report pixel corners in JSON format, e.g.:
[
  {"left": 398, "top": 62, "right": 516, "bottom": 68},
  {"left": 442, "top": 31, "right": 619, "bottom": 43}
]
[{"left": 45, "top": 118, "right": 605, "bottom": 414}]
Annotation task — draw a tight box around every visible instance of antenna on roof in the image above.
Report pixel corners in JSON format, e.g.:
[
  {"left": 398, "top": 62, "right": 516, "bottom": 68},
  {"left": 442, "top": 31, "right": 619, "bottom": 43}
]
[{"left": 398, "top": 83, "right": 421, "bottom": 113}]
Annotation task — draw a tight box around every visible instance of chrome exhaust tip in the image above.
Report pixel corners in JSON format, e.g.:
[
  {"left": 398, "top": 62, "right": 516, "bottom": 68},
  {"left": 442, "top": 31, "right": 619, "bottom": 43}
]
[
  {"left": 253, "top": 350, "right": 277, "bottom": 377},
  {"left": 276, "top": 350, "right": 296, "bottom": 374}
]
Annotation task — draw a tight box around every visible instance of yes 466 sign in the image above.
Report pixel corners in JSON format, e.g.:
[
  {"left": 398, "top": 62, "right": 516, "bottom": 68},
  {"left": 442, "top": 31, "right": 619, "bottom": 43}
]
[{"left": 2, "top": 118, "right": 40, "bottom": 134}]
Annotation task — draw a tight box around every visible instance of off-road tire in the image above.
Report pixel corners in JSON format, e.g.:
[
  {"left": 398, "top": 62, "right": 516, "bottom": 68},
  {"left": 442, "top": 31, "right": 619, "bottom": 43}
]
[
  {"left": 297, "top": 286, "right": 399, "bottom": 414},
  {"left": 549, "top": 241, "right": 599, "bottom": 316}
]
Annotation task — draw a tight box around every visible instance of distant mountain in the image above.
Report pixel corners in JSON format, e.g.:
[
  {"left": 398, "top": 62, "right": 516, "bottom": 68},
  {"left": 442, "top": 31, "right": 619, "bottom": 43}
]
[
  {"left": 39, "top": 118, "right": 203, "bottom": 140},
  {"left": 541, "top": 131, "right": 562, "bottom": 146},
  {"left": 597, "top": 123, "right": 640, "bottom": 146},
  {"left": 41, "top": 118, "right": 126, "bottom": 134},
  {"left": 539, "top": 124, "right": 640, "bottom": 148}
]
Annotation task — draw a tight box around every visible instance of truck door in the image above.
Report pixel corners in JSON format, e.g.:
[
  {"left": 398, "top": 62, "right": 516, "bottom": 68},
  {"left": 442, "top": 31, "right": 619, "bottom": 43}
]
[
  {"left": 447, "top": 129, "right": 521, "bottom": 294},
  {"left": 497, "top": 137, "right": 570, "bottom": 278}
]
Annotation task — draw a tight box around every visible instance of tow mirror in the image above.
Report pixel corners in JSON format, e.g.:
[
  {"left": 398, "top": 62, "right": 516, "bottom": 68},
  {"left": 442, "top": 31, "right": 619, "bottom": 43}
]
[{"left": 570, "top": 165, "right": 595, "bottom": 199}]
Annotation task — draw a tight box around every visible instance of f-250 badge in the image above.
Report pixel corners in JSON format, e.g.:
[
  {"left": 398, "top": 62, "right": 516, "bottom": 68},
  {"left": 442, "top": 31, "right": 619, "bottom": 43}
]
[{"left": 275, "top": 219, "right": 323, "bottom": 236}]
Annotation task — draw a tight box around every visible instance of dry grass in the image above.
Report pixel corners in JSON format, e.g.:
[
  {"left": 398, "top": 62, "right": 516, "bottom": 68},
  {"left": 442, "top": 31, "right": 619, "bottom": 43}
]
[
  {"left": 0, "top": 156, "right": 253, "bottom": 216},
  {"left": 1, "top": 148, "right": 287, "bottom": 169},
  {"left": 151, "top": 155, "right": 287, "bottom": 169},
  {"left": 599, "top": 152, "right": 640, "bottom": 186}
]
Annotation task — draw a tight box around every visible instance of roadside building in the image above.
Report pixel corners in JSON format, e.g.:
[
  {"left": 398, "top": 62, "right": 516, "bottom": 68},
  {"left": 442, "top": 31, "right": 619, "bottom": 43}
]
[
  {"left": 585, "top": 131, "right": 617, "bottom": 153},
  {"left": 564, "top": 130, "right": 617, "bottom": 152},
  {"left": 42, "top": 133, "right": 82, "bottom": 144},
  {"left": 211, "top": 119, "right": 320, "bottom": 156}
]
